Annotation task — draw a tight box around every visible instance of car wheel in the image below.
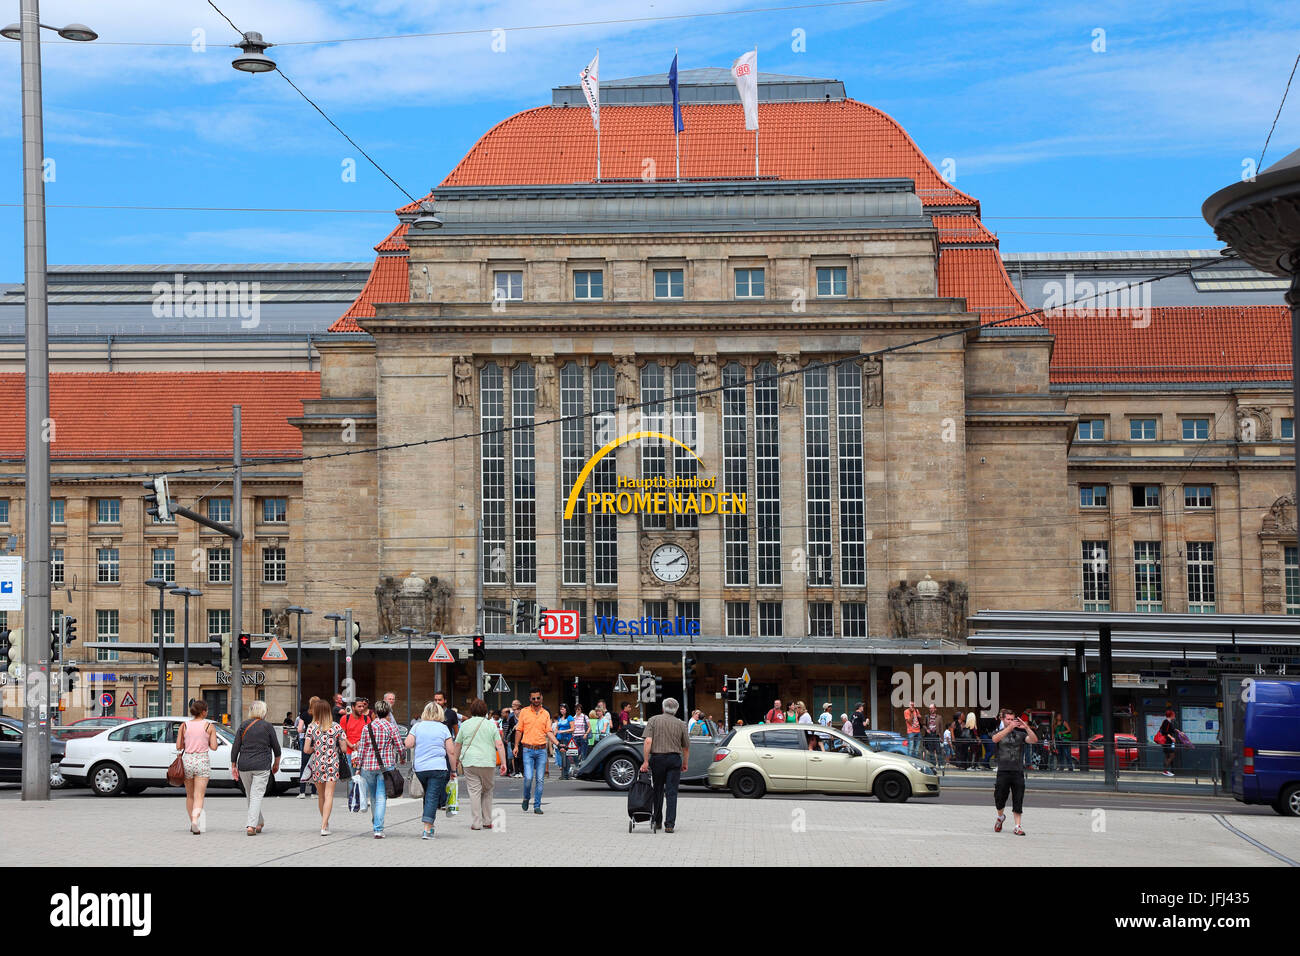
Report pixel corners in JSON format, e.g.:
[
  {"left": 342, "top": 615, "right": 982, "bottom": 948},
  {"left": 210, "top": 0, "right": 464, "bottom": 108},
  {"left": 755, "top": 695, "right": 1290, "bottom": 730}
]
[
  {"left": 1274, "top": 784, "right": 1300, "bottom": 817},
  {"left": 89, "top": 762, "right": 126, "bottom": 797},
  {"left": 604, "top": 754, "right": 639, "bottom": 791},
  {"left": 49, "top": 762, "right": 67, "bottom": 790},
  {"left": 729, "top": 769, "right": 765, "bottom": 799},
  {"left": 874, "top": 771, "right": 911, "bottom": 802},
  {"left": 125, "top": 783, "right": 148, "bottom": 795}
]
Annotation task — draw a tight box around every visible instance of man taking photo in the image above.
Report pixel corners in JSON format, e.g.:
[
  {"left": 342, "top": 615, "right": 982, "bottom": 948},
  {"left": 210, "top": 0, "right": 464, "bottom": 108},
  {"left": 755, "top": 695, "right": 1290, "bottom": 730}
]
[{"left": 991, "top": 708, "right": 1038, "bottom": 836}]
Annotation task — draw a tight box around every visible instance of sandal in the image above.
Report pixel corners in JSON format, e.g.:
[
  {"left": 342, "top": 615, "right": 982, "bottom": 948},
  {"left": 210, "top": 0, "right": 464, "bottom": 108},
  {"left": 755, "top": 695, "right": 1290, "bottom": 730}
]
[{"left": 246, "top": 828, "right": 257, "bottom": 837}]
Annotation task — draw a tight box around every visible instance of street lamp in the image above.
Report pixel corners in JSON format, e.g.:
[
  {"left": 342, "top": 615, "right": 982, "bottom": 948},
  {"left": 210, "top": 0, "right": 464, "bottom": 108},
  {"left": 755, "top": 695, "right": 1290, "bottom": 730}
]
[
  {"left": 398, "top": 626, "right": 418, "bottom": 725},
  {"left": 286, "top": 606, "right": 312, "bottom": 717},
  {"left": 145, "top": 578, "right": 169, "bottom": 715},
  {"left": 324, "top": 612, "right": 343, "bottom": 699},
  {"left": 230, "top": 31, "right": 275, "bottom": 73},
  {"left": 169, "top": 586, "right": 201, "bottom": 712},
  {"left": 1203, "top": 148, "right": 1300, "bottom": 508},
  {"left": 4, "top": 1, "right": 96, "bottom": 803}
]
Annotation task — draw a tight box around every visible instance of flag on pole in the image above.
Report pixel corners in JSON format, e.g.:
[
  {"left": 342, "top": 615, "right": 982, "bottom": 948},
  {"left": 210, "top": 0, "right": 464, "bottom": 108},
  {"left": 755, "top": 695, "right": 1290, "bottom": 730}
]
[
  {"left": 731, "top": 49, "right": 758, "bottom": 130},
  {"left": 579, "top": 51, "right": 600, "bottom": 130},
  {"left": 668, "top": 53, "right": 684, "bottom": 133}
]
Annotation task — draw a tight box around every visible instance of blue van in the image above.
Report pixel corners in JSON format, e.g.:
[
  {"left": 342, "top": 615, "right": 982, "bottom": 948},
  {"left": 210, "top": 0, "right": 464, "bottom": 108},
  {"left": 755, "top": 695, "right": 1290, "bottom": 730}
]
[{"left": 1231, "top": 679, "right": 1300, "bottom": 816}]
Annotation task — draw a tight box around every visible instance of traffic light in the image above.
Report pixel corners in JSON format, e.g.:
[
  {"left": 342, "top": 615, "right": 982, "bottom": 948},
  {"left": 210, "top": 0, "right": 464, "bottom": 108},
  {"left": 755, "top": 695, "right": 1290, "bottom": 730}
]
[
  {"left": 5, "top": 627, "right": 22, "bottom": 680},
  {"left": 684, "top": 657, "right": 697, "bottom": 689},
  {"left": 471, "top": 634, "right": 486, "bottom": 660},
  {"left": 348, "top": 620, "right": 361, "bottom": 655},
  {"left": 62, "top": 661, "right": 78, "bottom": 694},
  {"left": 142, "top": 475, "right": 172, "bottom": 522},
  {"left": 63, "top": 617, "right": 76, "bottom": 647},
  {"left": 535, "top": 607, "right": 547, "bottom": 633},
  {"left": 237, "top": 632, "right": 252, "bottom": 662},
  {"left": 0, "top": 628, "right": 9, "bottom": 661},
  {"left": 654, "top": 674, "right": 664, "bottom": 702},
  {"left": 512, "top": 599, "right": 525, "bottom": 634}
]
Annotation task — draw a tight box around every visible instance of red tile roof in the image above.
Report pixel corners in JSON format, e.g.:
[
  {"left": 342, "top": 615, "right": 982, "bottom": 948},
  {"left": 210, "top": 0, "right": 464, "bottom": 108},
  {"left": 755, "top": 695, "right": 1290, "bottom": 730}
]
[
  {"left": 939, "top": 247, "right": 1037, "bottom": 326},
  {"left": 0, "top": 372, "right": 320, "bottom": 459},
  {"left": 329, "top": 97, "right": 1030, "bottom": 332},
  {"left": 332, "top": 255, "right": 408, "bottom": 331},
  {"left": 1044, "top": 306, "right": 1292, "bottom": 383}
]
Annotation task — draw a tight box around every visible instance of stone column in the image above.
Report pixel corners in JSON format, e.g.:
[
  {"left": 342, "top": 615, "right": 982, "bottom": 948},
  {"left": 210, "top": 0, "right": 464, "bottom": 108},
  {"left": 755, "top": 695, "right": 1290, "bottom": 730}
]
[{"left": 696, "top": 353, "right": 723, "bottom": 636}]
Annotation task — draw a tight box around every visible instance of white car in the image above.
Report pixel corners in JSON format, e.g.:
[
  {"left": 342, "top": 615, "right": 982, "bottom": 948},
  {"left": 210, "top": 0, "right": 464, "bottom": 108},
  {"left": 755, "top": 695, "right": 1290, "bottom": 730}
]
[{"left": 59, "top": 716, "right": 303, "bottom": 797}]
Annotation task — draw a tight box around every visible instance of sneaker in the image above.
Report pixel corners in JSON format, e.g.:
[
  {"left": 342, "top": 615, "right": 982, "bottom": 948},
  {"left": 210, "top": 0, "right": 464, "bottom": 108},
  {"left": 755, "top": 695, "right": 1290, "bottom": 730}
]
[
  {"left": 534, "top": 807, "right": 544, "bottom": 814},
  {"left": 320, "top": 828, "right": 330, "bottom": 836},
  {"left": 521, "top": 798, "right": 529, "bottom": 810},
  {"left": 1013, "top": 826, "right": 1025, "bottom": 836},
  {"left": 994, "top": 814, "right": 1005, "bottom": 833},
  {"left": 421, "top": 829, "right": 432, "bottom": 840},
  {"left": 374, "top": 832, "right": 384, "bottom": 839},
  {"left": 1162, "top": 770, "right": 1174, "bottom": 777},
  {"left": 296, "top": 793, "right": 307, "bottom": 799}
]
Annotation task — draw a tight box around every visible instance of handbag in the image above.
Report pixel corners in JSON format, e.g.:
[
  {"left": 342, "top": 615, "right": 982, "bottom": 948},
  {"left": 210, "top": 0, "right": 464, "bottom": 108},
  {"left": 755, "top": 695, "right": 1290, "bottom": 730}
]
[
  {"left": 337, "top": 730, "right": 353, "bottom": 780},
  {"left": 1154, "top": 731, "right": 1168, "bottom": 746},
  {"left": 407, "top": 767, "right": 424, "bottom": 799},
  {"left": 166, "top": 753, "right": 185, "bottom": 787},
  {"left": 365, "top": 722, "right": 404, "bottom": 799}
]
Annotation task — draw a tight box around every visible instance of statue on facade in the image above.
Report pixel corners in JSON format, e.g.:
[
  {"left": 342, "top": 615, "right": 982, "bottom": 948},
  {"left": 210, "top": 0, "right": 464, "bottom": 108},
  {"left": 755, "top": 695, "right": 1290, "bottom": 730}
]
[
  {"left": 778, "top": 354, "right": 801, "bottom": 407},
  {"left": 454, "top": 356, "right": 474, "bottom": 408},
  {"left": 615, "top": 355, "right": 639, "bottom": 406},
  {"left": 376, "top": 574, "right": 455, "bottom": 636},
  {"left": 1235, "top": 405, "right": 1273, "bottom": 442},
  {"left": 864, "top": 356, "right": 883, "bottom": 407},
  {"left": 696, "top": 354, "right": 718, "bottom": 408},
  {"left": 534, "top": 355, "right": 557, "bottom": 411}
]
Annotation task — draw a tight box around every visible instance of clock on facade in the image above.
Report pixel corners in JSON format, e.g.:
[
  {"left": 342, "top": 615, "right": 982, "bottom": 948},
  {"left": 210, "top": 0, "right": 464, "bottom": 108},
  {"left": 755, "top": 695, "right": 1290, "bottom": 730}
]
[{"left": 649, "top": 543, "right": 689, "bottom": 583}]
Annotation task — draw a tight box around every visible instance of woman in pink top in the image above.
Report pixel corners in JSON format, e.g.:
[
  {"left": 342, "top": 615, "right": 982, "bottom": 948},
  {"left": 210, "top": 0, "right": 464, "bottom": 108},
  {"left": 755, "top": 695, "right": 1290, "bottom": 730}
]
[{"left": 175, "top": 698, "right": 219, "bottom": 834}]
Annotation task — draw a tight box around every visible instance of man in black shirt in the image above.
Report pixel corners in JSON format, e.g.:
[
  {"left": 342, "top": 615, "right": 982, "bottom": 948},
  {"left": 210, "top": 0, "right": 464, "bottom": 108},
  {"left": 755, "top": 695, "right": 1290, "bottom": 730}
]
[
  {"left": 850, "top": 702, "right": 869, "bottom": 738},
  {"left": 992, "top": 708, "right": 1038, "bottom": 835}
]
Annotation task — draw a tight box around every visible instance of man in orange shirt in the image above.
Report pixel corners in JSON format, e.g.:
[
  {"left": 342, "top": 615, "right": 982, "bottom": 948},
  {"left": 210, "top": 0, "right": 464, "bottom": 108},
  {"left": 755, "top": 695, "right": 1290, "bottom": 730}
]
[
  {"left": 513, "top": 692, "right": 559, "bottom": 814},
  {"left": 904, "top": 700, "right": 922, "bottom": 757}
]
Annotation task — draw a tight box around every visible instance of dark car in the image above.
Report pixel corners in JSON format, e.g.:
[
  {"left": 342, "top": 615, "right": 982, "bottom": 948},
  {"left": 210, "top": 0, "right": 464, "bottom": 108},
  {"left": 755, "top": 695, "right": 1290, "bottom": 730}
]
[
  {"left": 0, "top": 715, "right": 68, "bottom": 789},
  {"left": 574, "top": 720, "right": 719, "bottom": 791}
]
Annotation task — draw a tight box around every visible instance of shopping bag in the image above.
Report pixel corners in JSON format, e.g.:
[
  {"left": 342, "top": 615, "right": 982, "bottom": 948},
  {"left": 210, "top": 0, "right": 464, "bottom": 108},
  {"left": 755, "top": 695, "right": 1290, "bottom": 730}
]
[
  {"left": 445, "top": 776, "right": 459, "bottom": 813},
  {"left": 348, "top": 779, "right": 362, "bottom": 812},
  {"left": 407, "top": 768, "right": 424, "bottom": 799}
]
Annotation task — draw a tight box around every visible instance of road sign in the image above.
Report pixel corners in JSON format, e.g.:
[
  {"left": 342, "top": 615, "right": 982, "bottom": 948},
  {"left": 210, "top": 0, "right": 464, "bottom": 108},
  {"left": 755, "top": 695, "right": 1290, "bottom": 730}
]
[
  {"left": 741, "top": 668, "right": 751, "bottom": 686},
  {"left": 261, "top": 637, "right": 288, "bottom": 662},
  {"left": 496, "top": 677, "right": 511, "bottom": 694},
  {"left": 639, "top": 671, "right": 657, "bottom": 703},
  {"left": 429, "top": 638, "right": 455, "bottom": 663},
  {"left": 121, "top": 691, "right": 137, "bottom": 708},
  {"left": 99, "top": 692, "right": 113, "bottom": 708},
  {"left": 613, "top": 676, "right": 628, "bottom": 693},
  {"left": 0, "top": 555, "right": 21, "bottom": 611}
]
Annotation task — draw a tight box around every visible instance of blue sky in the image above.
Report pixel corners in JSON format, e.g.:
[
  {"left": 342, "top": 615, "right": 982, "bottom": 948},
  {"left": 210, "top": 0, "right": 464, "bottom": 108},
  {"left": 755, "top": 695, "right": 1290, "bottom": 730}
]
[{"left": 0, "top": 0, "right": 1294, "bottom": 276}]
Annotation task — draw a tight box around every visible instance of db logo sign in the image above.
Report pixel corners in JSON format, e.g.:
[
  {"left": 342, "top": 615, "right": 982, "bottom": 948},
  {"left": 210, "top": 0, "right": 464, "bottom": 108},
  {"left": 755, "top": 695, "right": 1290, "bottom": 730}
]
[{"left": 539, "top": 609, "right": 579, "bottom": 641}]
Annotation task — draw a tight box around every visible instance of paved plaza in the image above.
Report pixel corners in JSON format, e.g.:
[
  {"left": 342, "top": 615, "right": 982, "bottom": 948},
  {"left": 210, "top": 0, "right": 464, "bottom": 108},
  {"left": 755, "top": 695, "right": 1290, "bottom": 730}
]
[{"left": 3, "top": 780, "right": 1296, "bottom": 867}]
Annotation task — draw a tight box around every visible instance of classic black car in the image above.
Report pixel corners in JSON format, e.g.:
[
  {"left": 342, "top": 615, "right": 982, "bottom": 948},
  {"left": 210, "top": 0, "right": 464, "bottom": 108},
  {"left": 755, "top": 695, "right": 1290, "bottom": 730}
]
[
  {"left": 0, "top": 715, "right": 68, "bottom": 789},
  {"left": 573, "top": 720, "right": 720, "bottom": 791}
]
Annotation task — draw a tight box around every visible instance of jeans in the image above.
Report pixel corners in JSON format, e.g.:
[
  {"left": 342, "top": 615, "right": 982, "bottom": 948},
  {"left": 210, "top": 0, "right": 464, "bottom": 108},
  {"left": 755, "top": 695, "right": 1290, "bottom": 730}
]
[
  {"left": 649, "top": 753, "right": 682, "bottom": 827},
  {"left": 521, "top": 746, "right": 547, "bottom": 808},
  {"left": 576, "top": 737, "right": 589, "bottom": 764},
  {"left": 907, "top": 732, "right": 922, "bottom": 757},
  {"left": 358, "top": 768, "right": 388, "bottom": 833},
  {"left": 415, "top": 768, "right": 450, "bottom": 826},
  {"left": 242, "top": 769, "right": 270, "bottom": 829}
]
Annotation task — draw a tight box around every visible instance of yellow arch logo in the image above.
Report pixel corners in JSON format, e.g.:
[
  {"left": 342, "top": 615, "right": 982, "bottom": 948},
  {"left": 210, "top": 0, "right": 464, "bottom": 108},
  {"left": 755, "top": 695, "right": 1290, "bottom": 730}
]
[{"left": 563, "top": 431, "right": 704, "bottom": 520}]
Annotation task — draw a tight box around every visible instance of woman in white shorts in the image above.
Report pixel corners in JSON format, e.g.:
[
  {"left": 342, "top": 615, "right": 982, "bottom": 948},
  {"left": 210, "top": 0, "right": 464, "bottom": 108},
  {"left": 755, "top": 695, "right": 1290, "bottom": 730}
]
[{"left": 176, "top": 698, "right": 219, "bottom": 834}]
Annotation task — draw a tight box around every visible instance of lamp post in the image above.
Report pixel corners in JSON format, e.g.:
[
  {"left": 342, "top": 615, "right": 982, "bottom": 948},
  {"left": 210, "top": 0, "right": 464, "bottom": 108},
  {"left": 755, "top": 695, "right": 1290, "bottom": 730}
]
[
  {"left": 3, "top": 4, "right": 96, "bottom": 802},
  {"left": 169, "top": 586, "right": 201, "bottom": 711},
  {"left": 286, "top": 606, "right": 312, "bottom": 716},
  {"left": 324, "top": 612, "right": 343, "bottom": 699},
  {"left": 1203, "top": 148, "right": 1300, "bottom": 507},
  {"left": 145, "top": 578, "right": 169, "bottom": 715},
  {"left": 398, "top": 626, "right": 417, "bottom": 725}
]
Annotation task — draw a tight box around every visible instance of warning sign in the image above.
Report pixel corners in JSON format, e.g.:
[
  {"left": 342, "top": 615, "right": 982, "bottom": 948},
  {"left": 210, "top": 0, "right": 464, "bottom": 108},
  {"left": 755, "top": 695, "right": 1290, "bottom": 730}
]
[
  {"left": 428, "top": 638, "right": 455, "bottom": 663},
  {"left": 261, "top": 637, "right": 288, "bottom": 662},
  {"left": 120, "top": 692, "right": 137, "bottom": 708}
]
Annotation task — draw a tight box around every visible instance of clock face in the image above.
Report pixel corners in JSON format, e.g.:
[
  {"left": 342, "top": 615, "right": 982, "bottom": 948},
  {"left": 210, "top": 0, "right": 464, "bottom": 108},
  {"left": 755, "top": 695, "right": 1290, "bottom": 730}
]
[{"left": 650, "top": 543, "right": 689, "bottom": 583}]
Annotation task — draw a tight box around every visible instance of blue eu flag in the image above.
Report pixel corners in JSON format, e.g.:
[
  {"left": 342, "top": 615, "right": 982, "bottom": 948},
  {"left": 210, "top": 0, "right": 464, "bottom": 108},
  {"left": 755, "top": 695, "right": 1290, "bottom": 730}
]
[{"left": 668, "top": 54, "right": 684, "bottom": 133}]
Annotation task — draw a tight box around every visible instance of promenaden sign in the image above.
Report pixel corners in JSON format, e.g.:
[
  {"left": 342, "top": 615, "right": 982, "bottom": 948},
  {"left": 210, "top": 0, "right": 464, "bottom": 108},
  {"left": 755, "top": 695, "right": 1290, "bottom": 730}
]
[{"left": 562, "top": 430, "right": 747, "bottom": 520}]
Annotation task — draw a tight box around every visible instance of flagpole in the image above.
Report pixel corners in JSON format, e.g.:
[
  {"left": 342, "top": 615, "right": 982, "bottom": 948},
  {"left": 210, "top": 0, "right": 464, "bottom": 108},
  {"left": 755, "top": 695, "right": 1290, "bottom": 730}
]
[
  {"left": 674, "top": 48, "right": 681, "bottom": 182},
  {"left": 597, "top": 121, "right": 601, "bottom": 182},
  {"left": 753, "top": 46, "right": 760, "bottom": 179}
]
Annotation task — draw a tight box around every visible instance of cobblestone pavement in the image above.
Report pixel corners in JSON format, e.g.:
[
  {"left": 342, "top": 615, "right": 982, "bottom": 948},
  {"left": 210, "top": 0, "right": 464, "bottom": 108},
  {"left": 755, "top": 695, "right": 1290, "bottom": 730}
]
[{"left": 2, "top": 780, "right": 1297, "bottom": 867}]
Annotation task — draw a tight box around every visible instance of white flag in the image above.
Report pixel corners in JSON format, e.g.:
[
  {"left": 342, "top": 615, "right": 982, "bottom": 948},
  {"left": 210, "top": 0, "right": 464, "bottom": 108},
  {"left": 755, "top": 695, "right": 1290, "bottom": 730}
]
[
  {"left": 580, "top": 51, "right": 600, "bottom": 131},
  {"left": 731, "top": 49, "right": 758, "bottom": 130}
]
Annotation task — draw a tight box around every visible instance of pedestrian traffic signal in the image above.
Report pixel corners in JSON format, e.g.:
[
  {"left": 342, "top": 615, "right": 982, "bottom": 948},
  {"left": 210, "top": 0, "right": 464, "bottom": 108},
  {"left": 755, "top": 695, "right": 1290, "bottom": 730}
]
[
  {"left": 472, "top": 634, "right": 486, "bottom": 660},
  {"left": 654, "top": 675, "right": 664, "bottom": 701},
  {"left": 684, "top": 656, "right": 697, "bottom": 688},
  {"left": 237, "top": 632, "right": 252, "bottom": 662},
  {"left": 62, "top": 662, "right": 78, "bottom": 693},
  {"left": 142, "top": 475, "right": 172, "bottom": 523},
  {"left": 63, "top": 616, "right": 76, "bottom": 646},
  {"left": 0, "top": 628, "right": 8, "bottom": 660},
  {"left": 348, "top": 621, "right": 362, "bottom": 655},
  {"left": 218, "top": 633, "right": 232, "bottom": 670},
  {"left": 5, "top": 627, "right": 22, "bottom": 679}
]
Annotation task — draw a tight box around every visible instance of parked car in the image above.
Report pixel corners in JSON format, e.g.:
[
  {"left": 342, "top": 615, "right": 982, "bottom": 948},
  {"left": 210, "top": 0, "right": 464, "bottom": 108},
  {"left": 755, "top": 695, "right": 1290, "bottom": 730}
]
[
  {"left": 52, "top": 717, "right": 127, "bottom": 742},
  {"left": 573, "top": 720, "right": 718, "bottom": 791},
  {"left": 707, "top": 724, "right": 940, "bottom": 801},
  {"left": 860, "top": 730, "right": 913, "bottom": 757},
  {"left": 1070, "top": 733, "right": 1141, "bottom": 769},
  {"left": 59, "top": 716, "right": 303, "bottom": 797},
  {"left": 0, "top": 715, "right": 68, "bottom": 789},
  {"left": 1231, "top": 679, "right": 1300, "bottom": 817}
]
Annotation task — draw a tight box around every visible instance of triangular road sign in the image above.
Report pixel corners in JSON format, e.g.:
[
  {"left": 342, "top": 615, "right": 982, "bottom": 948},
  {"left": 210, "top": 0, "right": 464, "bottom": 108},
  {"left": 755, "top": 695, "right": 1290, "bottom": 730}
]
[
  {"left": 429, "top": 638, "right": 455, "bottom": 663},
  {"left": 261, "top": 636, "right": 288, "bottom": 662},
  {"left": 613, "top": 676, "right": 628, "bottom": 693},
  {"left": 120, "top": 692, "right": 137, "bottom": 708},
  {"left": 497, "top": 678, "right": 510, "bottom": 694}
]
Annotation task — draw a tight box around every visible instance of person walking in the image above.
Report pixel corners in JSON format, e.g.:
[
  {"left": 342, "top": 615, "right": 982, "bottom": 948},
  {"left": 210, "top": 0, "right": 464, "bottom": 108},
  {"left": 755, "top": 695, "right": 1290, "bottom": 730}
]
[
  {"left": 570, "top": 705, "right": 590, "bottom": 765},
  {"left": 850, "top": 702, "right": 869, "bottom": 738},
  {"left": 231, "top": 700, "right": 283, "bottom": 836},
  {"left": 924, "top": 704, "right": 942, "bottom": 764},
  {"left": 455, "top": 698, "right": 507, "bottom": 831},
  {"left": 331, "top": 693, "right": 345, "bottom": 723},
  {"left": 592, "top": 705, "right": 612, "bottom": 741},
  {"left": 514, "top": 692, "right": 559, "bottom": 814},
  {"left": 339, "top": 697, "right": 373, "bottom": 812},
  {"left": 352, "top": 700, "right": 405, "bottom": 839},
  {"left": 554, "top": 704, "right": 574, "bottom": 779},
  {"left": 992, "top": 708, "right": 1037, "bottom": 836},
  {"left": 303, "top": 697, "right": 352, "bottom": 836},
  {"left": 904, "top": 700, "right": 922, "bottom": 757},
  {"left": 175, "top": 698, "right": 219, "bottom": 835},
  {"left": 965, "top": 709, "right": 979, "bottom": 768},
  {"left": 640, "top": 697, "right": 690, "bottom": 833},
  {"left": 502, "top": 700, "right": 522, "bottom": 777},
  {"left": 406, "top": 702, "right": 458, "bottom": 839},
  {"left": 382, "top": 692, "right": 398, "bottom": 721},
  {"left": 1158, "top": 708, "right": 1180, "bottom": 776},
  {"left": 764, "top": 698, "right": 785, "bottom": 724},
  {"left": 619, "top": 702, "right": 632, "bottom": 730},
  {"left": 818, "top": 703, "right": 833, "bottom": 727},
  {"left": 296, "top": 698, "right": 317, "bottom": 799}
]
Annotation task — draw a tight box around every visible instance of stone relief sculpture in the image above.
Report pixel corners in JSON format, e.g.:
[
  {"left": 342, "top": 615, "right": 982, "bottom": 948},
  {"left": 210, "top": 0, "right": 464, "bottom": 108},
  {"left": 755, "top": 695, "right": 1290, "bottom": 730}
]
[
  {"left": 695, "top": 354, "right": 718, "bottom": 408},
  {"left": 1235, "top": 405, "right": 1273, "bottom": 442},
  {"left": 864, "top": 356, "right": 883, "bottom": 407},
  {"left": 454, "top": 356, "right": 474, "bottom": 408},
  {"left": 778, "top": 354, "right": 801, "bottom": 407},
  {"left": 615, "top": 355, "right": 639, "bottom": 406},
  {"left": 376, "top": 574, "right": 454, "bottom": 636},
  {"left": 534, "top": 355, "right": 557, "bottom": 411},
  {"left": 1262, "top": 493, "right": 1296, "bottom": 535},
  {"left": 886, "top": 575, "right": 968, "bottom": 641}
]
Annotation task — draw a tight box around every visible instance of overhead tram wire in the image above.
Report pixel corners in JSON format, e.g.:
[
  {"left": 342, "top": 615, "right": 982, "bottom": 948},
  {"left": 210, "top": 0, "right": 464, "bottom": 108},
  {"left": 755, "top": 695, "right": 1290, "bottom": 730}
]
[{"left": 1260, "top": 50, "right": 1300, "bottom": 170}]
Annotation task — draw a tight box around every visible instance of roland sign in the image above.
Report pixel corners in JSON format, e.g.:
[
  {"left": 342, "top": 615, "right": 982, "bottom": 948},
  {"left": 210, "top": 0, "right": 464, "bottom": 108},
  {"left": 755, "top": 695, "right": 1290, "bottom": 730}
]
[{"left": 889, "top": 665, "right": 1000, "bottom": 716}]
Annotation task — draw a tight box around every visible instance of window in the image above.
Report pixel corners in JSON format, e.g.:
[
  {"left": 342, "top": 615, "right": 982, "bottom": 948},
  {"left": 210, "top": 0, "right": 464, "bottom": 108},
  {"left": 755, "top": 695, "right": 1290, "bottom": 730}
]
[
  {"left": 151, "top": 547, "right": 176, "bottom": 583},
  {"left": 262, "top": 547, "right": 286, "bottom": 583},
  {"left": 754, "top": 728, "right": 807, "bottom": 750},
  {"left": 1286, "top": 547, "right": 1300, "bottom": 614},
  {"left": 261, "top": 498, "right": 287, "bottom": 523},
  {"left": 480, "top": 364, "right": 505, "bottom": 585},
  {"left": 816, "top": 266, "right": 847, "bottom": 297},
  {"left": 207, "top": 498, "right": 232, "bottom": 524},
  {"left": 561, "top": 599, "right": 588, "bottom": 635},
  {"left": 755, "top": 361, "right": 781, "bottom": 586},
  {"left": 207, "top": 547, "right": 231, "bottom": 584},
  {"left": 207, "top": 608, "right": 231, "bottom": 642},
  {"left": 676, "top": 601, "right": 700, "bottom": 631},
  {"left": 1134, "top": 541, "right": 1163, "bottom": 612},
  {"left": 1077, "top": 419, "right": 1105, "bottom": 441},
  {"left": 50, "top": 548, "right": 64, "bottom": 585},
  {"left": 0, "top": 499, "right": 8, "bottom": 523},
  {"left": 95, "top": 609, "right": 119, "bottom": 662},
  {"left": 1082, "top": 541, "right": 1110, "bottom": 611},
  {"left": 804, "top": 365, "right": 833, "bottom": 586},
  {"left": 1186, "top": 542, "right": 1215, "bottom": 613},
  {"left": 1129, "top": 419, "right": 1157, "bottom": 441},
  {"left": 96, "top": 548, "right": 120, "bottom": 584},
  {"left": 561, "top": 363, "right": 587, "bottom": 585},
  {"left": 808, "top": 603, "right": 833, "bottom": 636},
  {"left": 594, "top": 599, "right": 619, "bottom": 621},
  {"left": 1079, "top": 485, "right": 1109, "bottom": 508},
  {"left": 50, "top": 499, "right": 65, "bottom": 524},
  {"left": 1131, "top": 485, "right": 1161, "bottom": 508},
  {"left": 96, "top": 498, "right": 120, "bottom": 524},
  {"left": 640, "top": 363, "right": 667, "bottom": 532},
  {"left": 511, "top": 363, "right": 537, "bottom": 585},
  {"left": 644, "top": 601, "right": 669, "bottom": 632},
  {"left": 725, "top": 602, "right": 750, "bottom": 638},
  {"left": 672, "top": 363, "right": 699, "bottom": 531},
  {"left": 734, "top": 268, "right": 765, "bottom": 298},
  {"left": 483, "top": 608, "right": 508, "bottom": 633},
  {"left": 1283, "top": 417, "right": 1294, "bottom": 440},
  {"left": 722, "top": 363, "right": 749, "bottom": 585},
  {"left": 842, "top": 603, "right": 868, "bottom": 638},
  {"left": 573, "top": 270, "right": 603, "bottom": 300},
  {"left": 262, "top": 609, "right": 277, "bottom": 635},
  {"left": 1184, "top": 485, "right": 1213, "bottom": 509},
  {"left": 493, "top": 270, "right": 522, "bottom": 301},
  {"left": 653, "top": 269, "right": 684, "bottom": 299},
  {"left": 758, "top": 602, "right": 783, "bottom": 637},
  {"left": 1182, "top": 418, "right": 1210, "bottom": 441},
  {"left": 592, "top": 364, "right": 618, "bottom": 586},
  {"left": 150, "top": 608, "right": 176, "bottom": 644},
  {"left": 838, "top": 363, "right": 866, "bottom": 587}
]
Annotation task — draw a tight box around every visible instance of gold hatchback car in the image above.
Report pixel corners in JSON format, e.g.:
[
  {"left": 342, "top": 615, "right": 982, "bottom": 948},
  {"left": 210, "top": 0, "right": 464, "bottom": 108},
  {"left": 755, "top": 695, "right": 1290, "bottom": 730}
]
[{"left": 707, "top": 723, "right": 941, "bottom": 801}]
